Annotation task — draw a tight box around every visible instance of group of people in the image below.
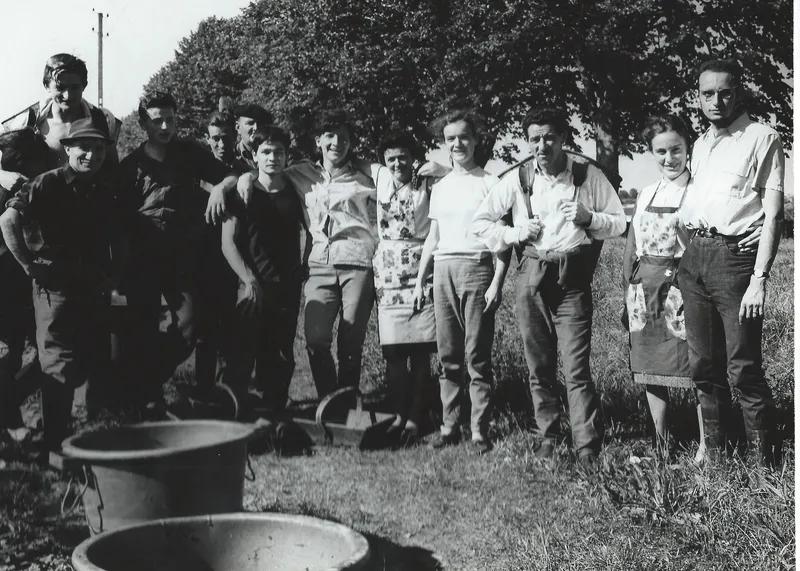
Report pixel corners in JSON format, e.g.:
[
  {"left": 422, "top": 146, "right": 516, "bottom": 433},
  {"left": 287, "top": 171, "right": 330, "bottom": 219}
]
[{"left": 0, "top": 53, "right": 785, "bottom": 471}]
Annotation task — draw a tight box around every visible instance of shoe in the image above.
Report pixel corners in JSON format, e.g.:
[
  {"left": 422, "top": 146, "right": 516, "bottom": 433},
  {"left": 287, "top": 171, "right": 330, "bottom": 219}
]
[
  {"left": 534, "top": 440, "right": 555, "bottom": 459},
  {"left": 429, "top": 430, "right": 460, "bottom": 449},
  {"left": 577, "top": 452, "right": 598, "bottom": 473},
  {"left": 470, "top": 438, "right": 493, "bottom": 455}
]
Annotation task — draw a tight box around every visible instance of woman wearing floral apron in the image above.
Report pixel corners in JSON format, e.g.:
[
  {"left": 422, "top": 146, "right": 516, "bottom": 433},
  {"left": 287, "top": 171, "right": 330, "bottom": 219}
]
[
  {"left": 623, "top": 115, "right": 705, "bottom": 459},
  {"left": 372, "top": 132, "right": 437, "bottom": 443}
]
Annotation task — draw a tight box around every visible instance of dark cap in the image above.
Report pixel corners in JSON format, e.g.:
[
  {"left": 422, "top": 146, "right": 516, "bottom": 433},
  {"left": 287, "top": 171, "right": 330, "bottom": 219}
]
[
  {"left": 59, "top": 117, "right": 112, "bottom": 145},
  {"left": 233, "top": 103, "right": 273, "bottom": 125}
]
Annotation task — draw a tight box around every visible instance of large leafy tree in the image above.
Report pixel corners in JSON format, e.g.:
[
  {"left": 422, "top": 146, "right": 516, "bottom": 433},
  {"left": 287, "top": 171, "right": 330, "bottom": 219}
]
[{"left": 140, "top": 0, "right": 792, "bottom": 172}]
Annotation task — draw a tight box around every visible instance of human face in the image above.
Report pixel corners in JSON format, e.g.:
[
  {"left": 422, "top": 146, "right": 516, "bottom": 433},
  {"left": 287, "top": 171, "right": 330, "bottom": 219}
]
[
  {"left": 65, "top": 139, "right": 107, "bottom": 175},
  {"left": 46, "top": 73, "right": 85, "bottom": 114},
  {"left": 236, "top": 116, "right": 260, "bottom": 149},
  {"left": 527, "top": 123, "right": 566, "bottom": 174},
  {"left": 315, "top": 126, "right": 351, "bottom": 168},
  {"left": 443, "top": 120, "right": 477, "bottom": 168},
  {"left": 255, "top": 141, "right": 287, "bottom": 175},
  {"left": 206, "top": 125, "right": 235, "bottom": 162},
  {"left": 650, "top": 130, "right": 689, "bottom": 181},
  {"left": 698, "top": 71, "right": 738, "bottom": 126},
  {"left": 140, "top": 106, "right": 176, "bottom": 145},
  {"left": 383, "top": 147, "right": 413, "bottom": 184}
]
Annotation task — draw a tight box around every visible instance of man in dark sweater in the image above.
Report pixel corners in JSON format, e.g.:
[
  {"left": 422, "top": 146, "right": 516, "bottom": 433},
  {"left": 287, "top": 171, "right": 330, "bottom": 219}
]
[{"left": 116, "top": 91, "right": 238, "bottom": 410}]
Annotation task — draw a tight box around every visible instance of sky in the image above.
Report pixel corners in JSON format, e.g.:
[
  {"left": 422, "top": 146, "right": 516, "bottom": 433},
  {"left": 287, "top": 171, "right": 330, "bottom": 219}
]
[{"left": 0, "top": 0, "right": 793, "bottom": 192}]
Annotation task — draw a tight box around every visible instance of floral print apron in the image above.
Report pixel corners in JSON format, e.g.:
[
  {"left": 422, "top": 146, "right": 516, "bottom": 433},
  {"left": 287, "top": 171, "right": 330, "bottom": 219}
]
[
  {"left": 626, "top": 179, "right": 692, "bottom": 384},
  {"left": 373, "top": 181, "right": 436, "bottom": 346}
]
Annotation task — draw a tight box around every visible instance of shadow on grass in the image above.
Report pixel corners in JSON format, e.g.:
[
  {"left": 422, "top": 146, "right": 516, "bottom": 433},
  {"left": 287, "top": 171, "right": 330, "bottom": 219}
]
[{"left": 361, "top": 533, "right": 443, "bottom": 571}]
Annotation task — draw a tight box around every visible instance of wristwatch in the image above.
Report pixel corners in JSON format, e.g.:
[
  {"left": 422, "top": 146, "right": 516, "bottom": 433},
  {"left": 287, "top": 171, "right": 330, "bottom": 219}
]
[{"left": 753, "top": 269, "right": 769, "bottom": 279}]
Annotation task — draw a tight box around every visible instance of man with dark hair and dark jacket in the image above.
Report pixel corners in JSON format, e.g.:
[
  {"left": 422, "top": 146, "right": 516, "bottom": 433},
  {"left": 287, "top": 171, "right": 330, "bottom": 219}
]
[{"left": 116, "top": 91, "right": 239, "bottom": 413}]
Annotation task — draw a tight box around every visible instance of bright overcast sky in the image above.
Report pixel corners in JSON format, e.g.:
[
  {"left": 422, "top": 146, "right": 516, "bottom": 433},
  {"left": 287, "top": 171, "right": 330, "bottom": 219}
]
[
  {"left": 0, "top": 0, "right": 793, "bottom": 191},
  {"left": 0, "top": 0, "right": 253, "bottom": 119}
]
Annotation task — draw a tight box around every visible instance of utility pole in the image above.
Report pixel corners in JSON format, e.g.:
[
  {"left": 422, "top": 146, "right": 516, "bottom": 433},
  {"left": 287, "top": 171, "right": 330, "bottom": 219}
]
[{"left": 93, "top": 9, "right": 108, "bottom": 107}]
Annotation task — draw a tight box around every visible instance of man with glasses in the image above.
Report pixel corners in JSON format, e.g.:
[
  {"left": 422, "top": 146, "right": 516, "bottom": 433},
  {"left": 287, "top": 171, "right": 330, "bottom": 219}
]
[{"left": 678, "top": 59, "right": 785, "bottom": 468}]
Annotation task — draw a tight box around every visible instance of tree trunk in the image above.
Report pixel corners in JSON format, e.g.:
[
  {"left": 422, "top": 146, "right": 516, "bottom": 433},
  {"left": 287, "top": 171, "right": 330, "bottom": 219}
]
[{"left": 593, "top": 111, "right": 622, "bottom": 190}]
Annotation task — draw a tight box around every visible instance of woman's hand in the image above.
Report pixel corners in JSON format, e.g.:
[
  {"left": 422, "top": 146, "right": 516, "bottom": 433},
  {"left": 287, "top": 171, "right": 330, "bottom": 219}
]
[
  {"left": 412, "top": 282, "right": 426, "bottom": 311},
  {"left": 737, "top": 226, "right": 762, "bottom": 253}
]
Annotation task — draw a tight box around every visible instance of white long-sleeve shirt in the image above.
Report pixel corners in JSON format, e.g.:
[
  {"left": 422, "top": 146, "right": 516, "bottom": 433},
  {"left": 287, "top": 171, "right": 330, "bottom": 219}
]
[{"left": 472, "top": 155, "right": 626, "bottom": 253}]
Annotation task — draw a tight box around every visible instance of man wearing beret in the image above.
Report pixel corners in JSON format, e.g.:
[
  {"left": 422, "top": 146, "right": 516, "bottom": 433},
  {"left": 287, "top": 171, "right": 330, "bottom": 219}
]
[
  {"left": 233, "top": 103, "right": 273, "bottom": 170},
  {"left": 0, "top": 118, "right": 129, "bottom": 457}
]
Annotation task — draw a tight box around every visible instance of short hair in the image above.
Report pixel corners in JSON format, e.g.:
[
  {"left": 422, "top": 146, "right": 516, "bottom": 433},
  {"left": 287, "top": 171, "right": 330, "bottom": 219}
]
[
  {"left": 313, "top": 109, "right": 354, "bottom": 138},
  {"left": 430, "top": 109, "right": 486, "bottom": 144},
  {"left": 42, "top": 53, "right": 88, "bottom": 88},
  {"left": 0, "top": 128, "right": 51, "bottom": 178},
  {"left": 521, "top": 107, "right": 569, "bottom": 136},
  {"left": 377, "top": 130, "right": 423, "bottom": 163},
  {"left": 138, "top": 91, "right": 177, "bottom": 121},
  {"left": 233, "top": 103, "right": 273, "bottom": 126},
  {"left": 640, "top": 114, "right": 695, "bottom": 152},
  {"left": 207, "top": 111, "right": 235, "bottom": 131},
  {"left": 697, "top": 58, "right": 743, "bottom": 85},
  {"left": 250, "top": 126, "right": 291, "bottom": 153}
]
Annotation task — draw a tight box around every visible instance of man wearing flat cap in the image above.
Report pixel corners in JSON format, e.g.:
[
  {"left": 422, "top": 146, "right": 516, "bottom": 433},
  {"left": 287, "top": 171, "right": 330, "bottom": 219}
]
[
  {"left": 233, "top": 103, "right": 273, "bottom": 170},
  {"left": 0, "top": 118, "right": 129, "bottom": 457}
]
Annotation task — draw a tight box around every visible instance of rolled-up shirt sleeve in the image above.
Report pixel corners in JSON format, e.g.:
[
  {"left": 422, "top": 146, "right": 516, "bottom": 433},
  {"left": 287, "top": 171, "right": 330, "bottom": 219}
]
[
  {"left": 472, "top": 176, "right": 522, "bottom": 253},
  {"left": 585, "top": 168, "right": 626, "bottom": 240},
  {"left": 753, "top": 135, "right": 785, "bottom": 194}
]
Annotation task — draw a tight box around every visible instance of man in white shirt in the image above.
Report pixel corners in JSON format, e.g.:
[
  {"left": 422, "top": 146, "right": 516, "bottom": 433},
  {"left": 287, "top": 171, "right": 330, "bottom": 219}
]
[
  {"left": 472, "top": 107, "right": 626, "bottom": 469},
  {"left": 678, "top": 59, "right": 785, "bottom": 467}
]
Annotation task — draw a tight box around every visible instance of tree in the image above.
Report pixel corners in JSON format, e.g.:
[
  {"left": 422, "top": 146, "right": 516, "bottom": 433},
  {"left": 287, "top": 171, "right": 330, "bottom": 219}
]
[
  {"left": 143, "top": 16, "right": 258, "bottom": 139},
  {"left": 141, "top": 0, "right": 793, "bottom": 172}
]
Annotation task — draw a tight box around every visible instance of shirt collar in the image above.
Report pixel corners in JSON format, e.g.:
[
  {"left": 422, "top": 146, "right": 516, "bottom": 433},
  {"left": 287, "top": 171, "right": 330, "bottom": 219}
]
[
  {"left": 237, "top": 141, "right": 254, "bottom": 160},
  {"left": 37, "top": 97, "right": 93, "bottom": 126},
  {"left": 62, "top": 165, "right": 78, "bottom": 184},
  {"left": 315, "top": 159, "right": 355, "bottom": 179},
  {"left": 703, "top": 112, "right": 750, "bottom": 141},
  {"left": 532, "top": 153, "right": 573, "bottom": 178}
]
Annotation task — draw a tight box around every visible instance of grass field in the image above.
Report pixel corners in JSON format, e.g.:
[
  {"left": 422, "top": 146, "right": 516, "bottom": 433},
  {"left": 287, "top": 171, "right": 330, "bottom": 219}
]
[{"left": 0, "top": 237, "right": 794, "bottom": 570}]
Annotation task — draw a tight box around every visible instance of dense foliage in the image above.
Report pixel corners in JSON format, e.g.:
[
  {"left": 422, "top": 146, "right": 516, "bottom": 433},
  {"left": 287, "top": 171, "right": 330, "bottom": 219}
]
[{"left": 120, "top": 0, "right": 793, "bottom": 171}]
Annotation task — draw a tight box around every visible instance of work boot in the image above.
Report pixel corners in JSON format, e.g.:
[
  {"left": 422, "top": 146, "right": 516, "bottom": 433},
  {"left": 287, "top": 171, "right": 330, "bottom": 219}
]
[
  {"left": 699, "top": 419, "right": 726, "bottom": 465},
  {"left": 40, "top": 381, "right": 75, "bottom": 452},
  {"left": 745, "top": 429, "right": 775, "bottom": 469}
]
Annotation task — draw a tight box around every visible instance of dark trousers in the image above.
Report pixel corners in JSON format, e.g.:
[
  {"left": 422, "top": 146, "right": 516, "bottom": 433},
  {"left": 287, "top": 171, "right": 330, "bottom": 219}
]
[
  {"left": 677, "top": 236, "right": 775, "bottom": 441},
  {"left": 194, "top": 230, "right": 237, "bottom": 389},
  {"left": 515, "top": 258, "right": 602, "bottom": 454},
  {"left": 32, "top": 278, "right": 110, "bottom": 448},
  {"left": 221, "top": 280, "right": 302, "bottom": 411},
  {"left": 0, "top": 255, "right": 35, "bottom": 429},
  {"left": 124, "top": 227, "right": 205, "bottom": 402}
]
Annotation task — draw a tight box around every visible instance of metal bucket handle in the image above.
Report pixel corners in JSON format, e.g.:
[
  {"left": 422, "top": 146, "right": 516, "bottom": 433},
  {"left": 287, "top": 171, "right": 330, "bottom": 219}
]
[
  {"left": 314, "top": 386, "right": 362, "bottom": 427},
  {"left": 60, "top": 462, "right": 90, "bottom": 517}
]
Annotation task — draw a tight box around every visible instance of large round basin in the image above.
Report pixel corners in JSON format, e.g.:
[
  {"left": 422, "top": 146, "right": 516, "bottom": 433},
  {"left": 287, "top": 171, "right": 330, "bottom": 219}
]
[
  {"left": 61, "top": 420, "right": 255, "bottom": 533},
  {"left": 71, "top": 512, "right": 371, "bottom": 571}
]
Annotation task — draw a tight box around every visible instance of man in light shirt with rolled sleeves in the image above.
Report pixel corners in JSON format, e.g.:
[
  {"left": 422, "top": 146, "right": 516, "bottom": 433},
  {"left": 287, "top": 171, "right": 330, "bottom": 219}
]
[
  {"left": 238, "top": 109, "right": 377, "bottom": 399},
  {"left": 678, "top": 59, "right": 785, "bottom": 468},
  {"left": 472, "top": 107, "right": 626, "bottom": 469}
]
